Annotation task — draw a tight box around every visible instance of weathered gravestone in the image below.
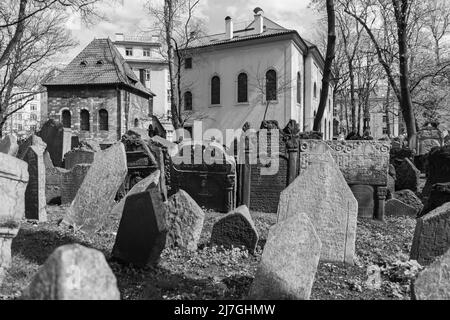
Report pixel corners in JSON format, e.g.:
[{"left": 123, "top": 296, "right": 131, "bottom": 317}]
[
  {"left": 395, "top": 158, "right": 421, "bottom": 193},
  {"left": 411, "top": 202, "right": 450, "bottom": 266},
  {"left": 422, "top": 145, "right": 450, "bottom": 207},
  {"left": 0, "top": 153, "right": 29, "bottom": 221},
  {"left": 24, "top": 145, "right": 47, "bottom": 221},
  {"left": 0, "top": 134, "right": 18, "bottom": 156},
  {"left": 112, "top": 188, "right": 167, "bottom": 267},
  {"left": 104, "top": 170, "right": 161, "bottom": 229},
  {"left": 278, "top": 152, "right": 358, "bottom": 265},
  {"left": 64, "top": 149, "right": 95, "bottom": 170},
  {"left": 166, "top": 189, "right": 205, "bottom": 251},
  {"left": 299, "top": 140, "right": 389, "bottom": 220},
  {"left": 43, "top": 151, "right": 66, "bottom": 205},
  {"left": 21, "top": 244, "right": 120, "bottom": 300},
  {"left": 420, "top": 182, "right": 450, "bottom": 218},
  {"left": 393, "top": 190, "right": 424, "bottom": 213},
  {"left": 387, "top": 175, "right": 396, "bottom": 200},
  {"left": 16, "top": 135, "right": 45, "bottom": 160},
  {"left": 210, "top": 205, "right": 258, "bottom": 253},
  {"left": 385, "top": 199, "right": 418, "bottom": 218},
  {"left": 248, "top": 213, "right": 321, "bottom": 300},
  {"left": 37, "top": 119, "right": 65, "bottom": 168},
  {"left": 63, "top": 143, "right": 127, "bottom": 233},
  {"left": 0, "top": 226, "right": 19, "bottom": 285},
  {"left": 60, "top": 164, "right": 91, "bottom": 205},
  {"left": 350, "top": 185, "right": 375, "bottom": 218},
  {"left": 412, "top": 248, "right": 450, "bottom": 300}
]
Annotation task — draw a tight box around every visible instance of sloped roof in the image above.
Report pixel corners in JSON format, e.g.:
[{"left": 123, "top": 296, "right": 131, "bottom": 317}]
[{"left": 43, "top": 38, "right": 155, "bottom": 97}]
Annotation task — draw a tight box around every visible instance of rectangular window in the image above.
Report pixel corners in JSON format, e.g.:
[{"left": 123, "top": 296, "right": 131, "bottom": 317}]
[
  {"left": 382, "top": 127, "right": 388, "bottom": 134},
  {"left": 382, "top": 115, "right": 387, "bottom": 123},
  {"left": 17, "top": 113, "right": 22, "bottom": 120},
  {"left": 139, "top": 69, "right": 146, "bottom": 86},
  {"left": 167, "top": 89, "right": 171, "bottom": 103},
  {"left": 125, "top": 47, "right": 133, "bottom": 56},
  {"left": 185, "top": 57, "right": 192, "bottom": 69},
  {"left": 17, "top": 124, "right": 23, "bottom": 131},
  {"left": 30, "top": 104, "right": 37, "bottom": 111},
  {"left": 30, "top": 125, "right": 36, "bottom": 132},
  {"left": 143, "top": 47, "right": 151, "bottom": 57},
  {"left": 145, "top": 69, "right": 151, "bottom": 82}
]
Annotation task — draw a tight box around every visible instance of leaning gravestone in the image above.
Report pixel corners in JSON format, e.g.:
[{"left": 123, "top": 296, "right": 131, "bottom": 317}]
[
  {"left": 395, "top": 158, "right": 421, "bottom": 193},
  {"left": 278, "top": 152, "right": 358, "bottom": 265},
  {"left": 24, "top": 145, "right": 47, "bottom": 221},
  {"left": 420, "top": 182, "right": 450, "bottom": 217},
  {"left": 248, "top": 213, "right": 321, "bottom": 300},
  {"left": 60, "top": 164, "right": 91, "bottom": 205},
  {"left": 166, "top": 189, "right": 205, "bottom": 251},
  {"left": 112, "top": 188, "right": 167, "bottom": 267},
  {"left": 412, "top": 248, "right": 450, "bottom": 300},
  {"left": 210, "top": 205, "right": 258, "bottom": 253},
  {"left": 103, "top": 170, "right": 161, "bottom": 229},
  {"left": 21, "top": 244, "right": 120, "bottom": 300},
  {"left": 63, "top": 143, "right": 127, "bottom": 233},
  {"left": 385, "top": 199, "right": 418, "bottom": 218},
  {"left": 393, "top": 190, "right": 424, "bottom": 213},
  {"left": 410, "top": 202, "right": 450, "bottom": 266},
  {"left": 0, "top": 135, "right": 19, "bottom": 156}
]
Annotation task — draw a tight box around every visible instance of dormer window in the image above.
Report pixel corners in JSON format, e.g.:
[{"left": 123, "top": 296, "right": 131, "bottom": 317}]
[
  {"left": 126, "top": 47, "right": 133, "bottom": 56},
  {"left": 80, "top": 60, "right": 87, "bottom": 67},
  {"left": 143, "top": 47, "right": 151, "bottom": 57}
]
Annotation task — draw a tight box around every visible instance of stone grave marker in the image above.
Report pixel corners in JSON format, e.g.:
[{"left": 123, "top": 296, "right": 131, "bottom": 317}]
[
  {"left": 22, "top": 244, "right": 120, "bottom": 300},
  {"left": 60, "top": 164, "right": 92, "bottom": 205},
  {"left": 393, "top": 190, "right": 423, "bottom": 213},
  {"left": 112, "top": 188, "right": 167, "bottom": 267},
  {"left": 166, "top": 189, "right": 205, "bottom": 251},
  {"left": 385, "top": 199, "right": 418, "bottom": 217},
  {"left": 37, "top": 119, "right": 65, "bottom": 168},
  {"left": 395, "top": 158, "right": 421, "bottom": 193},
  {"left": 210, "top": 205, "right": 258, "bottom": 253},
  {"left": 63, "top": 143, "right": 127, "bottom": 233},
  {"left": 410, "top": 202, "right": 450, "bottom": 265},
  {"left": 350, "top": 185, "right": 375, "bottom": 218},
  {"left": 0, "top": 135, "right": 18, "bottom": 156},
  {"left": 412, "top": 248, "right": 450, "bottom": 300},
  {"left": 248, "top": 213, "right": 321, "bottom": 300},
  {"left": 24, "top": 145, "right": 47, "bottom": 221},
  {"left": 278, "top": 152, "right": 358, "bottom": 265}
]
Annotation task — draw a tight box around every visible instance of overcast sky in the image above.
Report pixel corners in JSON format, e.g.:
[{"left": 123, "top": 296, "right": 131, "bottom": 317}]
[{"left": 64, "top": 0, "right": 321, "bottom": 62}]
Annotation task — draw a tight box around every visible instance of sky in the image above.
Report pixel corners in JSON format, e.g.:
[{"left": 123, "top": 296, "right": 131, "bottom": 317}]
[{"left": 63, "top": 0, "right": 322, "bottom": 62}]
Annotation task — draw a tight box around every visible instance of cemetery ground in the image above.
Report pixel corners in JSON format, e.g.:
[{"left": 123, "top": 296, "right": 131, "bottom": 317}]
[{"left": 1, "top": 206, "right": 418, "bottom": 300}]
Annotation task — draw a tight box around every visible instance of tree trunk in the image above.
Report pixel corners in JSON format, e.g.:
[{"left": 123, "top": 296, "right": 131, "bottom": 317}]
[
  {"left": 344, "top": 94, "right": 350, "bottom": 134},
  {"left": 385, "top": 85, "right": 391, "bottom": 136},
  {"left": 357, "top": 98, "right": 361, "bottom": 135},
  {"left": 313, "top": 0, "right": 336, "bottom": 132},
  {"left": 349, "top": 62, "right": 356, "bottom": 133}
]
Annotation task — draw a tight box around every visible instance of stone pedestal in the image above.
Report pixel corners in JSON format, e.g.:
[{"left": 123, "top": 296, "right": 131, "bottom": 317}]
[
  {"left": 0, "top": 227, "right": 19, "bottom": 284},
  {"left": 375, "top": 187, "right": 388, "bottom": 221}
]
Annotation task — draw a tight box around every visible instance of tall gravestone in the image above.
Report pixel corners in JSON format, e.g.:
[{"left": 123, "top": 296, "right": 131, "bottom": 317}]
[
  {"left": 278, "top": 152, "right": 358, "bottom": 265},
  {"left": 63, "top": 143, "right": 127, "bottom": 233},
  {"left": 410, "top": 202, "right": 450, "bottom": 266},
  {"left": 24, "top": 145, "right": 47, "bottom": 221},
  {"left": 37, "top": 119, "right": 65, "bottom": 168},
  {"left": 248, "top": 213, "right": 321, "bottom": 300},
  {"left": 395, "top": 158, "right": 421, "bottom": 193},
  {"left": 166, "top": 189, "right": 205, "bottom": 251},
  {"left": 22, "top": 244, "right": 120, "bottom": 300},
  {"left": 0, "top": 135, "right": 19, "bottom": 156},
  {"left": 60, "top": 164, "right": 91, "bottom": 205},
  {"left": 112, "top": 188, "right": 167, "bottom": 267}
]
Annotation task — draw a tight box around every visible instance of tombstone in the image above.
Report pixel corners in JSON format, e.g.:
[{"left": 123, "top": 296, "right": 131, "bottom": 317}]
[
  {"left": 393, "top": 190, "right": 424, "bottom": 213},
  {"left": 422, "top": 145, "right": 450, "bottom": 200},
  {"left": 385, "top": 199, "right": 418, "bottom": 218},
  {"left": 248, "top": 213, "right": 321, "bottom": 300},
  {"left": 166, "top": 189, "right": 205, "bottom": 251},
  {"left": 64, "top": 149, "right": 95, "bottom": 170},
  {"left": 350, "top": 185, "right": 375, "bottom": 219},
  {"left": 0, "top": 135, "right": 18, "bottom": 156},
  {"left": 210, "top": 205, "right": 258, "bottom": 253},
  {"left": 387, "top": 175, "right": 396, "bottom": 200},
  {"left": 278, "top": 152, "right": 358, "bottom": 265},
  {"left": 24, "top": 145, "right": 47, "bottom": 222},
  {"left": 63, "top": 143, "right": 127, "bottom": 233},
  {"left": 37, "top": 119, "right": 65, "bottom": 168},
  {"left": 151, "top": 136, "right": 179, "bottom": 157},
  {"left": 0, "top": 226, "right": 19, "bottom": 285},
  {"left": 0, "top": 153, "right": 29, "bottom": 222},
  {"left": 16, "top": 135, "right": 45, "bottom": 160},
  {"left": 412, "top": 248, "right": 450, "bottom": 300},
  {"left": 395, "top": 158, "right": 421, "bottom": 193},
  {"left": 410, "top": 202, "right": 450, "bottom": 266},
  {"left": 420, "top": 182, "right": 450, "bottom": 218},
  {"left": 21, "top": 244, "right": 120, "bottom": 300},
  {"left": 104, "top": 170, "right": 161, "bottom": 229},
  {"left": 60, "top": 164, "right": 92, "bottom": 205},
  {"left": 112, "top": 188, "right": 167, "bottom": 267},
  {"left": 43, "top": 151, "right": 66, "bottom": 204}
]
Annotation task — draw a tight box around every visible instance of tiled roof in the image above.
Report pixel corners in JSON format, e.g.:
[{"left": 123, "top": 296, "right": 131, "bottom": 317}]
[{"left": 43, "top": 38, "right": 155, "bottom": 97}]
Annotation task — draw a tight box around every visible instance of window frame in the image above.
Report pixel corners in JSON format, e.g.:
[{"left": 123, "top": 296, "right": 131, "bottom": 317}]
[
  {"left": 80, "top": 109, "right": 90, "bottom": 131},
  {"left": 98, "top": 109, "right": 109, "bottom": 131},
  {"left": 184, "top": 91, "right": 193, "bottom": 111},
  {"left": 211, "top": 75, "right": 221, "bottom": 105},
  {"left": 125, "top": 47, "right": 133, "bottom": 56},
  {"left": 265, "top": 69, "right": 277, "bottom": 102},
  {"left": 185, "top": 57, "right": 192, "bottom": 69},
  {"left": 237, "top": 72, "right": 248, "bottom": 104}
]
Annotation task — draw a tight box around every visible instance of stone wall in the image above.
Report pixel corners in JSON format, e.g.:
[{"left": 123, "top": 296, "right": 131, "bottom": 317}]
[
  {"left": 64, "top": 150, "right": 95, "bottom": 170},
  {"left": 61, "top": 164, "right": 92, "bottom": 205}
]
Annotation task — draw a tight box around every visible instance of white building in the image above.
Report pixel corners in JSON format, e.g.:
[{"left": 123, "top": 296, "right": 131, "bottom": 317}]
[
  {"left": 4, "top": 93, "right": 42, "bottom": 138},
  {"left": 113, "top": 33, "right": 174, "bottom": 141},
  {"left": 178, "top": 7, "right": 334, "bottom": 141}
]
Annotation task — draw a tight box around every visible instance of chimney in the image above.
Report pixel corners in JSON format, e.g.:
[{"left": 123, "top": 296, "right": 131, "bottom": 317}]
[
  {"left": 115, "top": 33, "right": 124, "bottom": 41},
  {"left": 225, "top": 16, "right": 233, "bottom": 40},
  {"left": 253, "top": 7, "right": 264, "bottom": 34}
]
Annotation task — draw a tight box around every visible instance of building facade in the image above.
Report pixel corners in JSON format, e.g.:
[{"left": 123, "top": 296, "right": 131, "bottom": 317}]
[
  {"left": 113, "top": 33, "right": 174, "bottom": 141},
  {"left": 178, "top": 8, "right": 334, "bottom": 142},
  {"left": 4, "top": 93, "right": 42, "bottom": 139},
  {"left": 43, "top": 38, "right": 155, "bottom": 146}
]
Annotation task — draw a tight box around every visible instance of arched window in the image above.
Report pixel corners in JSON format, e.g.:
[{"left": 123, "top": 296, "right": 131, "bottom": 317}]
[
  {"left": 80, "top": 110, "right": 90, "bottom": 131},
  {"left": 314, "top": 82, "right": 317, "bottom": 98},
  {"left": 134, "top": 118, "right": 139, "bottom": 128},
  {"left": 297, "top": 72, "right": 301, "bottom": 104},
  {"left": 266, "top": 69, "right": 277, "bottom": 101},
  {"left": 62, "top": 110, "right": 71, "bottom": 128},
  {"left": 211, "top": 76, "right": 220, "bottom": 105},
  {"left": 237, "top": 73, "right": 248, "bottom": 103},
  {"left": 184, "top": 91, "right": 192, "bottom": 111},
  {"left": 98, "top": 109, "right": 108, "bottom": 131}
]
